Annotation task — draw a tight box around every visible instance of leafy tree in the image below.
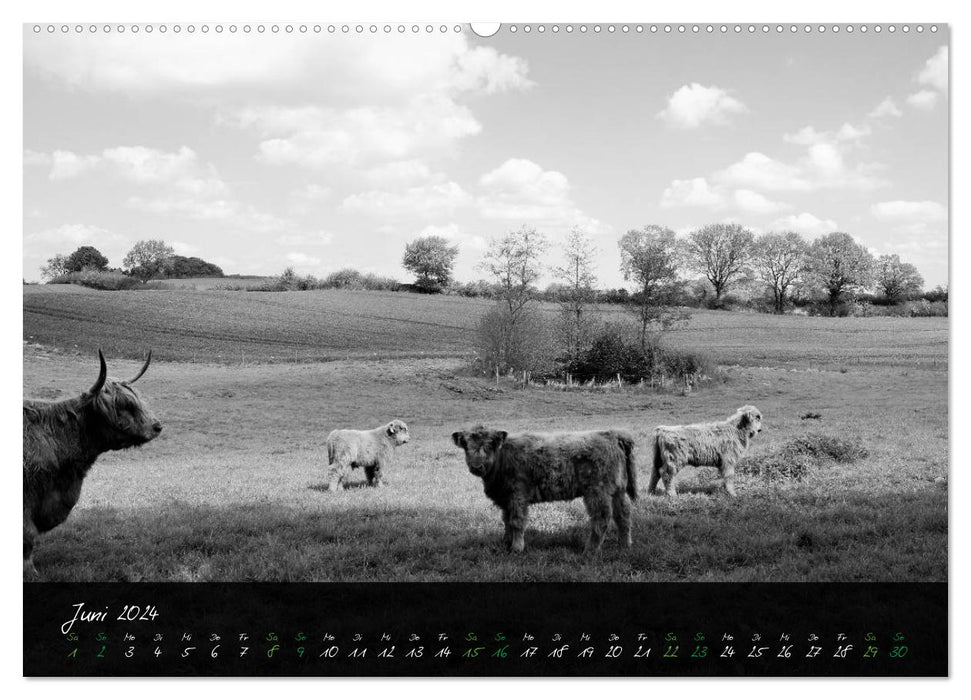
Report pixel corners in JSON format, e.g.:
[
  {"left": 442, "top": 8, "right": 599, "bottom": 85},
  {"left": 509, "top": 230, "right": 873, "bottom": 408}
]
[
  {"left": 754, "top": 232, "right": 810, "bottom": 313},
  {"left": 123, "top": 240, "right": 175, "bottom": 279},
  {"left": 40, "top": 254, "right": 69, "bottom": 281},
  {"left": 163, "top": 255, "right": 224, "bottom": 278},
  {"left": 552, "top": 226, "right": 599, "bottom": 360},
  {"left": 65, "top": 246, "right": 109, "bottom": 273},
  {"left": 618, "top": 225, "right": 685, "bottom": 349},
  {"left": 402, "top": 235, "right": 459, "bottom": 292},
  {"left": 875, "top": 254, "right": 924, "bottom": 303},
  {"left": 808, "top": 232, "right": 875, "bottom": 315},
  {"left": 687, "top": 222, "right": 755, "bottom": 300}
]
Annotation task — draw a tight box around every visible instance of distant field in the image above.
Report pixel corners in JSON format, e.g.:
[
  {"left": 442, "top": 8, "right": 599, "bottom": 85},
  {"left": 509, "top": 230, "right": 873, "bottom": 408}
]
[
  {"left": 21, "top": 285, "right": 948, "bottom": 582},
  {"left": 23, "top": 284, "right": 947, "bottom": 368},
  {"left": 152, "top": 276, "right": 269, "bottom": 290}
]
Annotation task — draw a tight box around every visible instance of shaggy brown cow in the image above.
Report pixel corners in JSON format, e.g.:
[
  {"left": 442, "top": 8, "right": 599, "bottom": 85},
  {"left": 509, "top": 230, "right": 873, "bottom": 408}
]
[
  {"left": 647, "top": 405, "right": 762, "bottom": 498},
  {"left": 325, "top": 419, "right": 410, "bottom": 490},
  {"left": 23, "top": 351, "right": 162, "bottom": 576},
  {"left": 451, "top": 426, "right": 637, "bottom": 553}
]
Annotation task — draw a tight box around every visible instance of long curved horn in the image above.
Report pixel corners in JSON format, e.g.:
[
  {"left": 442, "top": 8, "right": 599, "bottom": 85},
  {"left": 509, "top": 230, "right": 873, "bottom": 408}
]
[
  {"left": 89, "top": 350, "right": 108, "bottom": 395},
  {"left": 128, "top": 350, "right": 152, "bottom": 384}
]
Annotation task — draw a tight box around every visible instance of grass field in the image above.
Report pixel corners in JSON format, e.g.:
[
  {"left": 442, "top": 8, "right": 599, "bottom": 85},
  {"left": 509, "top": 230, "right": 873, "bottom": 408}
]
[{"left": 22, "top": 285, "right": 948, "bottom": 582}]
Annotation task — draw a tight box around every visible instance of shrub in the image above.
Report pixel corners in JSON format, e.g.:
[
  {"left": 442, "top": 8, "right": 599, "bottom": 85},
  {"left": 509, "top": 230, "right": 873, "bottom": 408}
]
[
  {"left": 904, "top": 299, "right": 948, "bottom": 317},
  {"left": 474, "top": 303, "right": 556, "bottom": 378},
  {"left": 49, "top": 270, "right": 144, "bottom": 291},
  {"left": 323, "top": 268, "right": 364, "bottom": 289},
  {"left": 446, "top": 279, "right": 497, "bottom": 298},
  {"left": 360, "top": 273, "right": 402, "bottom": 291},
  {"left": 563, "top": 324, "right": 715, "bottom": 388}
]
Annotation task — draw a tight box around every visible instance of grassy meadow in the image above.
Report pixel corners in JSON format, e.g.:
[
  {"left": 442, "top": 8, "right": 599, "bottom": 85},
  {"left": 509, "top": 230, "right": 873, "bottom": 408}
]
[{"left": 22, "top": 284, "right": 948, "bottom": 582}]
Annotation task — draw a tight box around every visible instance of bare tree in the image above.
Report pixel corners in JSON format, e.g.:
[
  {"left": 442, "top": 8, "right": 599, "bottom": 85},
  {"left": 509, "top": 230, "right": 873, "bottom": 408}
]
[
  {"left": 875, "top": 254, "right": 924, "bottom": 303},
  {"left": 687, "top": 222, "right": 755, "bottom": 300},
  {"left": 478, "top": 225, "right": 549, "bottom": 372},
  {"left": 480, "top": 225, "right": 548, "bottom": 320},
  {"left": 808, "top": 232, "right": 875, "bottom": 315},
  {"left": 617, "top": 225, "right": 684, "bottom": 349},
  {"left": 552, "top": 226, "right": 598, "bottom": 360},
  {"left": 754, "top": 231, "right": 810, "bottom": 313}
]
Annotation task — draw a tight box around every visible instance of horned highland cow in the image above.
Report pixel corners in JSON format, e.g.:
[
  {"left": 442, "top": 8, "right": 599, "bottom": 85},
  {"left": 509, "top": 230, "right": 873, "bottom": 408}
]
[
  {"left": 450, "top": 426, "right": 638, "bottom": 554},
  {"left": 324, "top": 419, "right": 410, "bottom": 491},
  {"left": 647, "top": 405, "right": 763, "bottom": 498},
  {"left": 23, "top": 351, "right": 161, "bottom": 576}
]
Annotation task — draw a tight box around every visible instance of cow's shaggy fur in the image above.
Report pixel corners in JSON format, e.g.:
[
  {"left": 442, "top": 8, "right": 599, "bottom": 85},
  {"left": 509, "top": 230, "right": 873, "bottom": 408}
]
[
  {"left": 451, "top": 426, "right": 638, "bottom": 553},
  {"left": 647, "top": 405, "right": 762, "bottom": 498},
  {"left": 325, "top": 419, "right": 410, "bottom": 490},
  {"left": 23, "top": 351, "right": 161, "bottom": 576}
]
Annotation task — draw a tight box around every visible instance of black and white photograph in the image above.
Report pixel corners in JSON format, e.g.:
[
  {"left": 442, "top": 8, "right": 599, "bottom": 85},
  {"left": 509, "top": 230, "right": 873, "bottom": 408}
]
[{"left": 19, "top": 13, "right": 951, "bottom": 678}]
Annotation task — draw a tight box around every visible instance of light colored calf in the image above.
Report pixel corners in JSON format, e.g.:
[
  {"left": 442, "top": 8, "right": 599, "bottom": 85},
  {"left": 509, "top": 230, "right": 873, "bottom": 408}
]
[
  {"left": 324, "top": 419, "right": 410, "bottom": 490},
  {"left": 647, "top": 405, "right": 762, "bottom": 498}
]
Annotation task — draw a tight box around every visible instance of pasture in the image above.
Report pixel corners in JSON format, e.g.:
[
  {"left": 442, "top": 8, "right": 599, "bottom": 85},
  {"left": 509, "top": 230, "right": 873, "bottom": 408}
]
[{"left": 22, "top": 284, "right": 948, "bottom": 582}]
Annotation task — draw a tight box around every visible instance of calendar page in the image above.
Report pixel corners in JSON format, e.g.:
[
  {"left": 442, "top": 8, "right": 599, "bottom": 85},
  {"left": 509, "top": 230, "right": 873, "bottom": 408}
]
[{"left": 22, "top": 21, "right": 948, "bottom": 677}]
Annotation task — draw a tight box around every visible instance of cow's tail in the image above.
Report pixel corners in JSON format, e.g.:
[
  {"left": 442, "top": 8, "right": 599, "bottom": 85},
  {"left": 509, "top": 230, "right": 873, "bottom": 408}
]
[
  {"left": 616, "top": 431, "right": 638, "bottom": 501},
  {"left": 646, "top": 435, "right": 661, "bottom": 495}
]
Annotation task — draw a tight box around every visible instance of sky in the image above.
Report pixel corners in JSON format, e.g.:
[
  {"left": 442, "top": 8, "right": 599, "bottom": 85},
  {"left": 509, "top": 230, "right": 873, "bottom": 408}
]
[{"left": 22, "top": 24, "right": 949, "bottom": 288}]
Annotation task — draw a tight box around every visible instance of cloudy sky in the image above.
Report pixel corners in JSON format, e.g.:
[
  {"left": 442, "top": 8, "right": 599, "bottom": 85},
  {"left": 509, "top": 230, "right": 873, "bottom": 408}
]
[{"left": 23, "top": 25, "right": 949, "bottom": 287}]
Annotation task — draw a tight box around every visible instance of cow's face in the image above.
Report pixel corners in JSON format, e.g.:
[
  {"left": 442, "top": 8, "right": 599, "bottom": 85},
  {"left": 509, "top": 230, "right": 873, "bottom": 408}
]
[
  {"left": 451, "top": 427, "right": 507, "bottom": 477},
  {"left": 387, "top": 419, "right": 410, "bottom": 446},
  {"left": 736, "top": 405, "right": 763, "bottom": 439},
  {"left": 93, "top": 379, "right": 163, "bottom": 449}
]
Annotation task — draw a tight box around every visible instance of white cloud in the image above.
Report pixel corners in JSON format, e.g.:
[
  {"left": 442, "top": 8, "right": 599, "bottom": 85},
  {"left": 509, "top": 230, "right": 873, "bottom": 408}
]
[
  {"left": 24, "top": 32, "right": 531, "bottom": 100},
  {"left": 657, "top": 83, "right": 747, "bottom": 129},
  {"left": 340, "top": 181, "right": 470, "bottom": 219},
  {"left": 23, "top": 223, "right": 132, "bottom": 270},
  {"left": 716, "top": 144, "right": 885, "bottom": 193},
  {"left": 417, "top": 223, "right": 487, "bottom": 251},
  {"left": 785, "top": 122, "right": 870, "bottom": 146},
  {"left": 917, "top": 46, "right": 948, "bottom": 93},
  {"left": 476, "top": 158, "right": 602, "bottom": 233},
  {"left": 363, "top": 159, "right": 434, "bottom": 187},
  {"left": 100, "top": 146, "right": 197, "bottom": 183},
  {"left": 238, "top": 95, "right": 482, "bottom": 168},
  {"left": 716, "top": 152, "right": 812, "bottom": 192},
  {"left": 733, "top": 189, "right": 789, "bottom": 214},
  {"left": 23, "top": 149, "right": 52, "bottom": 167},
  {"left": 906, "top": 90, "right": 939, "bottom": 110},
  {"left": 276, "top": 232, "right": 334, "bottom": 247},
  {"left": 171, "top": 241, "right": 199, "bottom": 256},
  {"left": 769, "top": 213, "right": 838, "bottom": 237},
  {"left": 660, "top": 177, "right": 726, "bottom": 209},
  {"left": 286, "top": 252, "right": 322, "bottom": 269},
  {"left": 868, "top": 97, "right": 902, "bottom": 119},
  {"left": 49, "top": 150, "right": 100, "bottom": 180},
  {"left": 871, "top": 200, "right": 947, "bottom": 223}
]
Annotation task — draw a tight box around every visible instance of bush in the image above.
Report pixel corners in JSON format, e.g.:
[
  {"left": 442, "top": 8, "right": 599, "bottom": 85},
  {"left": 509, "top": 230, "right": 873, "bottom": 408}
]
[
  {"left": 563, "top": 324, "right": 715, "bottom": 388},
  {"left": 445, "top": 279, "right": 497, "bottom": 298},
  {"left": 739, "top": 432, "right": 869, "bottom": 481},
  {"left": 474, "top": 304, "right": 556, "bottom": 377},
  {"left": 323, "top": 268, "right": 364, "bottom": 289},
  {"left": 49, "top": 270, "right": 144, "bottom": 291},
  {"left": 904, "top": 299, "right": 948, "bottom": 317}
]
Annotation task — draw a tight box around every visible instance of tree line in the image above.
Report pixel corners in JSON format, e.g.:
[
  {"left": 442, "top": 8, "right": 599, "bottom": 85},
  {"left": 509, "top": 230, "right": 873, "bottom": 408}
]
[
  {"left": 400, "top": 223, "right": 934, "bottom": 316},
  {"left": 41, "top": 240, "right": 223, "bottom": 281}
]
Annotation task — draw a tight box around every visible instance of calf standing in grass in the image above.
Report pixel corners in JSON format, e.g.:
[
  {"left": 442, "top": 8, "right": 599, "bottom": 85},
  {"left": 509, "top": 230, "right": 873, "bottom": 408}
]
[
  {"left": 325, "top": 419, "right": 410, "bottom": 491},
  {"left": 451, "top": 426, "right": 638, "bottom": 554},
  {"left": 648, "top": 405, "right": 762, "bottom": 498},
  {"left": 23, "top": 351, "right": 161, "bottom": 576}
]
